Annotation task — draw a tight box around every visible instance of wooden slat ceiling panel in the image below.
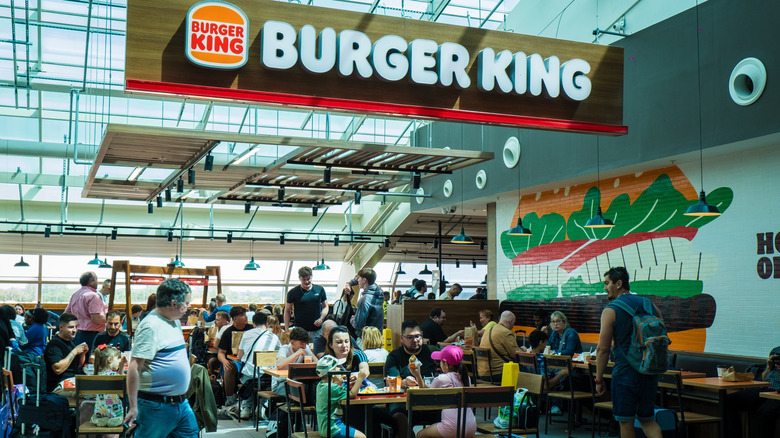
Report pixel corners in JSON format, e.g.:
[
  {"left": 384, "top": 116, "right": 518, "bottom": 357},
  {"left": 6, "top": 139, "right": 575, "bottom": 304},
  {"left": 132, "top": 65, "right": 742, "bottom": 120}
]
[{"left": 83, "top": 125, "right": 493, "bottom": 206}]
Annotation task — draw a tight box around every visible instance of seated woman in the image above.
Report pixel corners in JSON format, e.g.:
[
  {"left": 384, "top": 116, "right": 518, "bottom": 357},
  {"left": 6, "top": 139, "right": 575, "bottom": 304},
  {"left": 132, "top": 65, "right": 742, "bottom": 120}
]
[
  {"left": 361, "top": 326, "right": 388, "bottom": 387},
  {"left": 469, "top": 309, "right": 496, "bottom": 344},
  {"left": 548, "top": 311, "right": 582, "bottom": 356},
  {"left": 325, "top": 326, "right": 395, "bottom": 437},
  {"left": 23, "top": 308, "right": 50, "bottom": 356}
]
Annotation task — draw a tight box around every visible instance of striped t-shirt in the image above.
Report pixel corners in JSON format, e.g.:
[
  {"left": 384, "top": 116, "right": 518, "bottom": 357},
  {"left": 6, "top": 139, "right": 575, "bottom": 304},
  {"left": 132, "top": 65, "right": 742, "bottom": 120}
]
[{"left": 132, "top": 310, "right": 190, "bottom": 396}]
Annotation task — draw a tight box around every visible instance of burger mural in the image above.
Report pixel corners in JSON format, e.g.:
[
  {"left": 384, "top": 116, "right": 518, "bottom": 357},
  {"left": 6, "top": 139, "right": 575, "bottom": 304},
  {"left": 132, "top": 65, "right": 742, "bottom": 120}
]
[{"left": 499, "top": 166, "right": 733, "bottom": 351}]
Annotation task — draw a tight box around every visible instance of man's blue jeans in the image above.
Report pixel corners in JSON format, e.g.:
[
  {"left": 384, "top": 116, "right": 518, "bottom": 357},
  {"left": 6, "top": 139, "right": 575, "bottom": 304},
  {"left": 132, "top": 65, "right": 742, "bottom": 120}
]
[{"left": 136, "top": 398, "right": 199, "bottom": 438}]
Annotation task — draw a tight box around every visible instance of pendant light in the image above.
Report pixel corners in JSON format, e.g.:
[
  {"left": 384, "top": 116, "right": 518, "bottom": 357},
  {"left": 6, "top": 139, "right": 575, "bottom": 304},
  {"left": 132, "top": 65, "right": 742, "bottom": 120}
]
[
  {"left": 87, "top": 235, "right": 102, "bottom": 265},
  {"left": 168, "top": 202, "right": 185, "bottom": 267},
  {"left": 395, "top": 252, "right": 407, "bottom": 275},
  {"left": 419, "top": 264, "right": 432, "bottom": 275},
  {"left": 14, "top": 234, "right": 30, "bottom": 267},
  {"left": 244, "top": 240, "right": 259, "bottom": 270},
  {"left": 313, "top": 242, "right": 330, "bottom": 270},
  {"left": 684, "top": 1, "right": 721, "bottom": 217},
  {"left": 506, "top": 218, "right": 532, "bottom": 235},
  {"left": 99, "top": 237, "right": 112, "bottom": 269},
  {"left": 450, "top": 171, "right": 474, "bottom": 244},
  {"left": 585, "top": 137, "right": 615, "bottom": 228}
]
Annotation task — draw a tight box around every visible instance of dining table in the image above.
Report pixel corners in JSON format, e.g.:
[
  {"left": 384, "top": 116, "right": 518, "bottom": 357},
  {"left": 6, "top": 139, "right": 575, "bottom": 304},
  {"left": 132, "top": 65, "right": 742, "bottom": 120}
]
[
  {"left": 342, "top": 390, "right": 407, "bottom": 434},
  {"left": 682, "top": 377, "right": 770, "bottom": 438},
  {"left": 262, "top": 368, "right": 289, "bottom": 379},
  {"left": 759, "top": 390, "right": 780, "bottom": 401}
]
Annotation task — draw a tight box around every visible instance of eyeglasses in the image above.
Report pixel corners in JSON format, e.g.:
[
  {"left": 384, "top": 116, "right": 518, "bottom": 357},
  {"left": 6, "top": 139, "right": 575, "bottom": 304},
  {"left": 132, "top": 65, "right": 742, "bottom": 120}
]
[
  {"left": 402, "top": 334, "right": 422, "bottom": 341},
  {"left": 551, "top": 320, "right": 563, "bottom": 324}
]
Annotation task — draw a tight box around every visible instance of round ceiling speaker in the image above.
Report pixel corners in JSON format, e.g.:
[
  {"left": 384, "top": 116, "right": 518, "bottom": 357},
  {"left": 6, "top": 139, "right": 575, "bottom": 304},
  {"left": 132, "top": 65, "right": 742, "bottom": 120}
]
[
  {"left": 475, "top": 169, "right": 487, "bottom": 190},
  {"left": 443, "top": 179, "right": 453, "bottom": 198},
  {"left": 729, "top": 57, "right": 766, "bottom": 106},
  {"left": 415, "top": 187, "right": 425, "bottom": 204},
  {"left": 503, "top": 136, "right": 521, "bottom": 168}
]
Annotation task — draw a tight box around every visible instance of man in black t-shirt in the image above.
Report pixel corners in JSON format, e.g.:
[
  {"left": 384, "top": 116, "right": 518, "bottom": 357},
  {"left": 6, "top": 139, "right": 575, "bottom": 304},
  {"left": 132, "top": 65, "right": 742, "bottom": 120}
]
[
  {"left": 43, "top": 312, "right": 88, "bottom": 391},
  {"left": 92, "top": 310, "right": 132, "bottom": 352},
  {"left": 284, "top": 266, "right": 329, "bottom": 340},
  {"left": 420, "top": 308, "right": 463, "bottom": 346},
  {"left": 218, "top": 306, "right": 252, "bottom": 407}
]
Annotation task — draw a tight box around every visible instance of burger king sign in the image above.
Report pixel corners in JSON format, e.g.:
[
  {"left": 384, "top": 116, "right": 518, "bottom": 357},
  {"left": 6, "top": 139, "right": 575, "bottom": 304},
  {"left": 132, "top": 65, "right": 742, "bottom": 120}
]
[{"left": 186, "top": 1, "right": 248, "bottom": 69}]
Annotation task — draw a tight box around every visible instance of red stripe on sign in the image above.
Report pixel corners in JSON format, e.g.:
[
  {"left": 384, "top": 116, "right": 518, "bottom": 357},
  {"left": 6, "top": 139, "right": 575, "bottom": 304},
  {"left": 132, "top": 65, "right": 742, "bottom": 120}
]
[{"left": 125, "top": 80, "right": 629, "bottom": 135}]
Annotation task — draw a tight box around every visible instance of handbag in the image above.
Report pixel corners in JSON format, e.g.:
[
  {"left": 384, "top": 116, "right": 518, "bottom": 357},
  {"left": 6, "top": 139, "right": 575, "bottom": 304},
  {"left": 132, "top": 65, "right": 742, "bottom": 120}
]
[{"left": 493, "top": 388, "right": 539, "bottom": 430}]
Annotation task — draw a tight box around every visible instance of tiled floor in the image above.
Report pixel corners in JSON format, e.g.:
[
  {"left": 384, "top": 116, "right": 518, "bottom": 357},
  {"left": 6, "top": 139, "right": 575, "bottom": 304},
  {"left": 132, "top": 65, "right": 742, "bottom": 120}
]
[{"left": 202, "top": 409, "right": 619, "bottom": 437}]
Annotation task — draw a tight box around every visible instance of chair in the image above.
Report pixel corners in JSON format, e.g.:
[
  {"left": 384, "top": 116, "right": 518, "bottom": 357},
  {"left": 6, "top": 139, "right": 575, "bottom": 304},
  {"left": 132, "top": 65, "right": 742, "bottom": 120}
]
[
  {"left": 367, "top": 362, "right": 385, "bottom": 380},
  {"left": 461, "top": 350, "right": 478, "bottom": 387},
  {"left": 406, "top": 388, "right": 463, "bottom": 438},
  {"left": 285, "top": 378, "right": 322, "bottom": 438},
  {"left": 467, "top": 385, "right": 531, "bottom": 438},
  {"left": 473, "top": 347, "right": 499, "bottom": 385},
  {"left": 2, "top": 368, "right": 16, "bottom": 433},
  {"left": 657, "top": 372, "right": 720, "bottom": 438},
  {"left": 253, "top": 351, "right": 282, "bottom": 430},
  {"left": 542, "top": 355, "right": 591, "bottom": 436},
  {"left": 279, "top": 364, "right": 320, "bottom": 429},
  {"left": 588, "top": 361, "right": 614, "bottom": 438},
  {"left": 517, "top": 352, "right": 538, "bottom": 373},
  {"left": 74, "top": 374, "right": 127, "bottom": 436}
]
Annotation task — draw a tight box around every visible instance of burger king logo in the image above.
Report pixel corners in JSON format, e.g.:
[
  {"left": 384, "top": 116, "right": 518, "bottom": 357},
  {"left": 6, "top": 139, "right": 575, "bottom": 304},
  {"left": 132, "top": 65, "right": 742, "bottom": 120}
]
[{"left": 186, "top": 1, "right": 248, "bottom": 69}]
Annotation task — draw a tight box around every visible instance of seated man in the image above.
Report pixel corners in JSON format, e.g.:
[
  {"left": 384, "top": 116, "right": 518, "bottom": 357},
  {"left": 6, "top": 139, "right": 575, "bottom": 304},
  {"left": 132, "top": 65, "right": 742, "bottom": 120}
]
[
  {"left": 313, "top": 319, "right": 338, "bottom": 359},
  {"left": 420, "top": 308, "right": 463, "bottom": 345},
  {"left": 217, "top": 306, "right": 251, "bottom": 408},
  {"left": 93, "top": 310, "right": 132, "bottom": 352},
  {"left": 385, "top": 320, "right": 440, "bottom": 438},
  {"left": 477, "top": 310, "right": 520, "bottom": 383},
  {"left": 43, "top": 312, "right": 88, "bottom": 391},
  {"left": 726, "top": 346, "right": 780, "bottom": 437}
]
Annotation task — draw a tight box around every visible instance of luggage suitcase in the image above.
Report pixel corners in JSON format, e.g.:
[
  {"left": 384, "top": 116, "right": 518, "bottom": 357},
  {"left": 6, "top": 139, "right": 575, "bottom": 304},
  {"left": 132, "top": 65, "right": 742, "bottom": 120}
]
[
  {"left": 634, "top": 408, "right": 679, "bottom": 438},
  {"left": 14, "top": 362, "right": 71, "bottom": 438}
]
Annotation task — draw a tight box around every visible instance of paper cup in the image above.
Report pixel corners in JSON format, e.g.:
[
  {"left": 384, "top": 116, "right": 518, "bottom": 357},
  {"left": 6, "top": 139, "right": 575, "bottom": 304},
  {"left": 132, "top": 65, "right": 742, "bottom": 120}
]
[{"left": 716, "top": 365, "right": 728, "bottom": 378}]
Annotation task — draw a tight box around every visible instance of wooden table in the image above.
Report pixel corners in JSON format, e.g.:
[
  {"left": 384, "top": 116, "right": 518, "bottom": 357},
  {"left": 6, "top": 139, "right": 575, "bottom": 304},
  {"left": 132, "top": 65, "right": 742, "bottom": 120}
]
[
  {"left": 263, "top": 368, "right": 289, "bottom": 379},
  {"left": 683, "top": 377, "right": 770, "bottom": 438},
  {"left": 670, "top": 370, "right": 706, "bottom": 379},
  {"left": 344, "top": 392, "right": 407, "bottom": 433},
  {"left": 759, "top": 391, "right": 780, "bottom": 401}
]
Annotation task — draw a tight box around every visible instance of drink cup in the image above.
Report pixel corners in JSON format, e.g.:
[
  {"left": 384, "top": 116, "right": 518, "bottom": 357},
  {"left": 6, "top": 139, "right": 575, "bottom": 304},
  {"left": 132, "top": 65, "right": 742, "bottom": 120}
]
[
  {"left": 304, "top": 355, "right": 313, "bottom": 363},
  {"left": 544, "top": 346, "right": 551, "bottom": 355},
  {"left": 717, "top": 365, "right": 728, "bottom": 378}
]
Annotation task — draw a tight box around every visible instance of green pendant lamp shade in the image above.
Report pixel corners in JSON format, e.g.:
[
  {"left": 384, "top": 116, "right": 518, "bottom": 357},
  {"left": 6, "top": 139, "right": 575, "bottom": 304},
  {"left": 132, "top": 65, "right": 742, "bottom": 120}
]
[
  {"left": 419, "top": 264, "right": 432, "bottom": 275},
  {"left": 99, "top": 258, "right": 112, "bottom": 269},
  {"left": 506, "top": 217, "right": 532, "bottom": 235},
  {"left": 88, "top": 253, "right": 102, "bottom": 265},
  {"left": 313, "top": 258, "right": 330, "bottom": 270},
  {"left": 14, "top": 256, "right": 30, "bottom": 267},
  {"left": 244, "top": 257, "right": 260, "bottom": 271},
  {"left": 683, "top": 190, "right": 722, "bottom": 216},
  {"left": 450, "top": 227, "right": 474, "bottom": 244},
  {"left": 395, "top": 263, "right": 406, "bottom": 275},
  {"left": 168, "top": 255, "right": 185, "bottom": 268},
  {"left": 585, "top": 206, "right": 615, "bottom": 228}
]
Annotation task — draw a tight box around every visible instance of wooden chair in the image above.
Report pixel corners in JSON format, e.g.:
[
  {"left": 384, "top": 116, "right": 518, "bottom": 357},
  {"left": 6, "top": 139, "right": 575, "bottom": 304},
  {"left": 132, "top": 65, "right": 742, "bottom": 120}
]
[
  {"left": 461, "top": 350, "right": 479, "bottom": 387},
  {"left": 286, "top": 378, "right": 321, "bottom": 438},
  {"left": 472, "top": 347, "right": 499, "bottom": 385},
  {"left": 74, "top": 375, "right": 127, "bottom": 436},
  {"left": 279, "top": 364, "right": 320, "bottom": 429},
  {"left": 368, "top": 362, "right": 385, "bottom": 380},
  {"left": 588, "top": 361, "right": 614, "bottom": 438},
  {"left": 406, "top": 388, "right": 463, "bottom": 438},
  {"left": 517, "top": 351, "right": 538, "bottom": 373},
  {"left": 1, "top": 368, "right": 16, "bottom": 432},
  {"left": 467, "top": 385, "right": 530, "bottom": 438},
  {"left": 542, "top": 355, "right": 591, "bottom": 435},
  {"left": 657, "top": 372, "right": 720, "bottom": 438},
  {"left": 253, "top": 351, "right": 282, "bottom": 430}
]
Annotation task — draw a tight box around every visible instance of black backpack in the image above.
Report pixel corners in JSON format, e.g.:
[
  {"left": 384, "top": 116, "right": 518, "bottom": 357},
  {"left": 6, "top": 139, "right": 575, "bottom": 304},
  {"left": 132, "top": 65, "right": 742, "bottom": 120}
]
[
  {"left": 189, "top": 326, "right": 209, "bottom": 365},
  {"left": 11, "top": 351, "right": 47, "bottom": 396}
]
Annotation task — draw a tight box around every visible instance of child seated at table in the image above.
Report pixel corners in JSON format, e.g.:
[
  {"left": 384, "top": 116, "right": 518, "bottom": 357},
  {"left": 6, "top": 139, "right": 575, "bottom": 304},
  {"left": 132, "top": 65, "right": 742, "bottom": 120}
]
[
  {"left": 417, "top": 345, "right": 476, "bottom": 438},
  {"left": 90, "top": 344, "right": 126, "bottom": 428},
  {"left": 315, "top": 355, "right": 369, "bottom": 438}
]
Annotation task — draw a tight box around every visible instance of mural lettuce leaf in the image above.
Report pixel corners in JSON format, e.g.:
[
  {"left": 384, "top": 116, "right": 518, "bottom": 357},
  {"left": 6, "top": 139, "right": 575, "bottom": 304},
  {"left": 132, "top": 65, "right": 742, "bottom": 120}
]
[
  {"left": 501, "top": 173, "right": 733, "bottom": 260},
  {"left": 501, "top": 212, "right": 566, "bottom": 259}
]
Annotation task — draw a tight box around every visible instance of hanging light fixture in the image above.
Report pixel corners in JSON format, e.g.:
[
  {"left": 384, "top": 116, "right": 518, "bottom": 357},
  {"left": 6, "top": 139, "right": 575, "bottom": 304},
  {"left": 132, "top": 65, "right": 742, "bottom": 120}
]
[
  {"left": 88, "top": 236, "right": 102, "bottom": 265},
  {"left": 585, "top": 138, "right": 615, "bottom": 228},
  {"left": 684, "top": 1, "right": 721, "bottom": 217},
  {"left": 244, "top": 240, "right": 259, "bottom": 270},
  {"left": 419, "top": 264, "right": 432, "bottom": 275},
  {"left": 99, "top": 237, "right": 112, "bottom": 269},
  {"left": 451, "top": 227, "right": 474, "bottom": 244},
  {"left": 395, "top": 263, "right": 406, "bottom": 275},
  {"left": 14, "top": 234, "right": 30, "bottom": 267},
  {"left": 44, "top": 226, "right": 51, "bottom": 238},
  {"left": 168, "top": 238, "right": 185, "bottom": 267},
  {"left": 450, "top": 172, "right": 474, "bottom": 244},
  {"left": 506, "top": 218, "right": 532, "bottom": 235},
  {"left": 313, "top": 242, "right": 330, "bottom": 270},
  {"left": 168, "top": 204, "right": 185, "bottom": 267}
]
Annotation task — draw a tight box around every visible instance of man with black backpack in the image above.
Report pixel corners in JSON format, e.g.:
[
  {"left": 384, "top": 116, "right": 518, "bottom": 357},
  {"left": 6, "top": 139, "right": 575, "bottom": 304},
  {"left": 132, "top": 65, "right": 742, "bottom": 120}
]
[{"left": 596, "top": 267, "right": 664, "bottom": 438}]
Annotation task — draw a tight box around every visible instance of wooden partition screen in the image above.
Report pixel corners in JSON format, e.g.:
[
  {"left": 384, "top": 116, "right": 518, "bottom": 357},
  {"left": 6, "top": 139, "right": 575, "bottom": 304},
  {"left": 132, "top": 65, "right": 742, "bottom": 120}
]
[{"left": 108, "top": 260, "right": 222, "bottom": 336}]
